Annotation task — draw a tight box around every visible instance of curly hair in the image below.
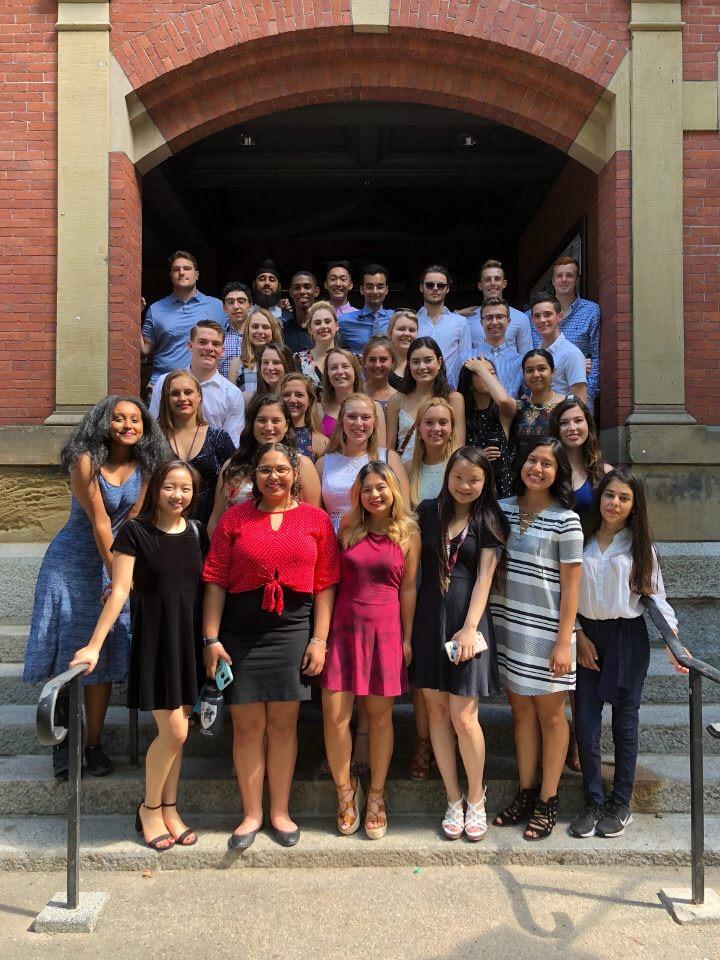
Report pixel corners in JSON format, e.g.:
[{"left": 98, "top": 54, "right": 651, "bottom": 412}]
[
  {"left": 512, "top": 437, "right": 575, "bottom": 510},
  {"left": 340, "top": 461, "right": 418, "bottom": 551},
  {"left": 60, "top": 395, "right": 170, "bottom": 479},
  {"left": 250, "top": 442, "right": 301, "bottom": 504},
  {"left": 222, "top": 394, "right": 296, "bottom": 490},
  {"left": 398, "top": 337, "right": 452, "bottom": 399}
]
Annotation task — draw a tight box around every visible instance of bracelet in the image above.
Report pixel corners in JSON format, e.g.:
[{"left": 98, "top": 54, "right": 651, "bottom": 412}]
[
  {"left": 309, "top": 637, "right": 327, "bottom": 648},
  {"left": 203, "top": 637, "right": 220, "bottom": 648}
]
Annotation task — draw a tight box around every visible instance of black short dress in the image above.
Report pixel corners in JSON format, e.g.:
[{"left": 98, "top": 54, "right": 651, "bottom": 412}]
[
  {"left": 411, "top": 499, "right": 500, "bottom": 698},
  {"left": 112, "top": 518, "right": 207, "bottom": 711}
]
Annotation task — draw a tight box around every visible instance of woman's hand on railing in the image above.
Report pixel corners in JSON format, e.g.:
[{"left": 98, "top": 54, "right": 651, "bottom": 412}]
[
  {"left": 69, "top": 646, "right": 100, "bottom": 674},
  {"left": 666, "top": 642, "right": 691, "bottom": 675}
]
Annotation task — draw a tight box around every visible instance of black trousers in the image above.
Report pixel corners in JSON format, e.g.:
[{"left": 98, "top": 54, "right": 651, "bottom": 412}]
[{"left": 575, "top": 615, "right": 650, "bottom": 807}]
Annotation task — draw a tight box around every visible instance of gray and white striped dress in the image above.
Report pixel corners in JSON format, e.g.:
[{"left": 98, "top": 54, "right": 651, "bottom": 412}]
[{"left": 490, "top": 497, "right": 583, "bottom": 696}]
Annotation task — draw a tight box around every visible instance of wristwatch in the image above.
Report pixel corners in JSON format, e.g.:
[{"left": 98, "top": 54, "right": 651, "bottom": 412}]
[{"left": 202, "top": 636, "right": 220, "bottom": 647}]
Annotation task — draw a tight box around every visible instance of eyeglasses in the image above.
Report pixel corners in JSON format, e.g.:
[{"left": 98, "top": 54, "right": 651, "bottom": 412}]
[
  {"left": 424, "top": 281, "right": 448, "bottom": 291},
  {"left": 256, "top": 465, "right": 292, "bottom": 478},
  {"left": 225, "top": 297, "right": 249, "bottom": 305}
]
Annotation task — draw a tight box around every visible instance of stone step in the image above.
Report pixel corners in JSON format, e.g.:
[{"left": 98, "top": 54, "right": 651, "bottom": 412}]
[
  {"left": 0, "top": 624, "right": 28, "bottom": 663},
  {"left": 0, "top": 752, "right": 717, "bottom": 817},
  {"left": 0, "top": 812, "right": 718, "bottom": 872},
  {"left": 1, "top": 700, "right": 718, "bottom": 760},
  {"left": 3, "top": 646, "right": 719, "bottom": 709}
]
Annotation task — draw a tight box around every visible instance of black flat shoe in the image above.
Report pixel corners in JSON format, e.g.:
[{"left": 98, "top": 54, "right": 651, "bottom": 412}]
[
  {"left": 227, "top": 825, "right": 262, "bottom": 852},
  {"left": 271, "top": 825, "right": 300, "bottom": 848},
  {"left": 84, "top": 744, "right": 113, "bottom": 777}
]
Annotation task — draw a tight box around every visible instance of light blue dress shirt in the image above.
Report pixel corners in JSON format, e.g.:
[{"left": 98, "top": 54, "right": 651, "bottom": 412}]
[
  {"left": 530, "top": 296, "right": 600, "bottom": 403},
  {"left": 339, "top": 305, "right": 394, "bottom": 353},
  {"left": 478, "top": 342, "right": 524, "bottom": 399},
  {"left": 142, "top": 291, "right": 227, "bottom": 383},
  {"left": 415, "top": 306, "right": 473, "bottom": 388},
  {"left": 467, "top": 305, "right": 534, "bottom": 358}
]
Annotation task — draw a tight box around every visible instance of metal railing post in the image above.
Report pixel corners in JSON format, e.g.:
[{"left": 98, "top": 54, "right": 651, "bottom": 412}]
[
  {"left": 689, "top": 667, "right": 705, "bottom": 905},
  {"left": 67, "top": 673, "right": 82, "bottom": 910}
]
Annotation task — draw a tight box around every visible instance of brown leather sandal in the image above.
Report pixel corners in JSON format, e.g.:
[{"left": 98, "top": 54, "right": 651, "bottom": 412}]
[
  {"left": 336, "top": 777, "right": 362, "bottom": 836},
  {"left": 365, "top": 787, "right": 387, "bottom": 840}
]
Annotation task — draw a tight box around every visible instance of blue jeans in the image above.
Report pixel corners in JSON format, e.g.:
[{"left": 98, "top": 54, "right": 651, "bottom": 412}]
[{"left": 575, "top": 616, "right": 650, "bottom": 807}]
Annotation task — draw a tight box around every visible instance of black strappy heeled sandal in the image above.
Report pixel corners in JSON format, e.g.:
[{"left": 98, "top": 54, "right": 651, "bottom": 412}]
[
  {"left": 161, "top": 801, "right": 198, "bottom": 846},
  {"left": 135, "top": 802, "right": 174, "bottom": 851},
  {"left": 492, "top": 787, "right": 538, "bottom": 827},
  {"left": 523, "top": 795, "right": 559, "bottom": 841}
]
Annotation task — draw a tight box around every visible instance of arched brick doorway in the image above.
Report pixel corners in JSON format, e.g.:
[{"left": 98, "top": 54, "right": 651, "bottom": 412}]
[{"left": 109, "top": 11, "right": 631, "bottom": 428}]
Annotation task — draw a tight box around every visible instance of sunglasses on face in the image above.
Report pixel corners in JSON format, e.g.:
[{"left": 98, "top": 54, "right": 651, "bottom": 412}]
[{"left": 424, "top": 281, "right": 448, "bottom": 290}]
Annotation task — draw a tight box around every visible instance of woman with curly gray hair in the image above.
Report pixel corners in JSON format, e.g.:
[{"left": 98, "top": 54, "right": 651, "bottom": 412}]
[{"left": 23, "top": 396, "right": 169, "bottom": 779}]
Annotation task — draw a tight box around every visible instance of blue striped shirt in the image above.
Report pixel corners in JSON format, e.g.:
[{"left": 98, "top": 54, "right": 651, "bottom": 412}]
[
  {"left": 478, "top": 342, "right": 524, "bottom": 399},
  {"left": 468, "top": 305, "right": 534, "bottom": 357}
]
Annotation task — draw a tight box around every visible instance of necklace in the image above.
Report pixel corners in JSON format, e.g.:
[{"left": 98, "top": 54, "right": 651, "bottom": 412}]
[
  {"left": 518, "top": 504, "right": 542, "bottom": 535},
  {"left": 170, "top": 424, "right": 200, "bottom": 462},
  {"left": 524, "top": 397, "right": 556, "bottom": 424}
]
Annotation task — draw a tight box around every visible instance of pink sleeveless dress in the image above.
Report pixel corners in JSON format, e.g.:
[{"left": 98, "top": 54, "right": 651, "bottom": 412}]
[{"left": 321, "top": 533, "right": 407, "bottom": 696}]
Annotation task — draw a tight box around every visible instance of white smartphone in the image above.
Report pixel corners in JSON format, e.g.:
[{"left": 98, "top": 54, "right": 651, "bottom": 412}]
[{"left": 444, "top": 631, "right": 487, "bottom": 662}]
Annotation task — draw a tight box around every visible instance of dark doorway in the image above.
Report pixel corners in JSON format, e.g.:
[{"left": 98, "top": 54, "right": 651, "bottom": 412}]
[{"left": 141, "top": 102, "right": 566, "bottom": 310}]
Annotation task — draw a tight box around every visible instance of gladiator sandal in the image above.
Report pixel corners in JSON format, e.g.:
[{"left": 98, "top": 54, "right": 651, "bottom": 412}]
[{"left": 523, "top": 795, "right": 559, "bottom": 841}]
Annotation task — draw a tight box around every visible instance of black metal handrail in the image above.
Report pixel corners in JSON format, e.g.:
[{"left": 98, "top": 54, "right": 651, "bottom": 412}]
[
  {"left": 642, "top": 596, "right": 720, "bottom": 906},
  {"left": 36, "top": 664, "right": 88, "bottom": 910}
]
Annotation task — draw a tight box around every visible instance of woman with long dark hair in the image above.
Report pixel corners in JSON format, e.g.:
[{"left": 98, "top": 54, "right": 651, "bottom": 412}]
[
  {"left": 71, "top": 460, "right": 206, "bottom": 849},
  {"left": 459, "top": 356, "right": 516, "bottom": 499},
  {"left": 386, "top": 337, "right": 465, "bottom": 463},
  {"left": 490, "top": 438, "right": 583, "bottom": 840},
  {"left": 549, "top": 395, "right": 611, "bottom": 524},
  {"left": 157, "top": 370, "right": 235, "bottom": 525},
  {"left": 23, "top": 396, "right": 169, "bottom": 778},
  {"left": 569, "top": 469, "right": 689, "bottom": 840},
  {"left": 412, "top": 447, "right": 509, "bottom": 840},
  {"left": 202, "top": 442, "right": 340, "bottom": 851},
  {"left": 251, "top": 341, "right": 296, "bottom": 401},
  {"left": 510, "top": 350, "right": 565, "bottom": 458},
  {"left": 207, "top": 393, "right": 320, "bottom": 535}
]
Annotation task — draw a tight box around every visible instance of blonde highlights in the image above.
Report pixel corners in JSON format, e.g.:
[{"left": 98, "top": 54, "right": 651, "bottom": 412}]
[
  {"left": 326, "top": 392, "right": 381, "bottom": 458},
  {"left": 407, "top": 397, "right": 456, "bottom": 507},
  {"left": 340, "top": 461, "right": 418, "bottom": 551}
]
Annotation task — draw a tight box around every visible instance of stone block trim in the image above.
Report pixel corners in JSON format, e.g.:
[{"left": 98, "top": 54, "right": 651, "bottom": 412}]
[{"left": 108, "top": 153, "right": 142, "bottom": 397}]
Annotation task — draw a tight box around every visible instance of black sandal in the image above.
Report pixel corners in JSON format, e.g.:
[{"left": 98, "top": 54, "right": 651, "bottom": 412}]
[
  {"left": 523, "top": 795, "right": 559, "bottom": 841},
  {"left": 492, "top": 787, "right": 538, "bottom": 827},
  {"left": 135, "top": 802, "right": 175, "bottom": 851},
  {"left": 161, "top": 801, "right": 198, "bottom": 846}
]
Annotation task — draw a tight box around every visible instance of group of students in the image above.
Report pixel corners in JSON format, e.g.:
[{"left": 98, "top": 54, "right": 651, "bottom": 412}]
[{"left": 24, "top": 373, "right": 688, "bottom": 853}]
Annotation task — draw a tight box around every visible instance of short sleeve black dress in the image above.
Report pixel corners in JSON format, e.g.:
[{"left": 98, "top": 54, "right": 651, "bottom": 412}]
[
  {"left": 411, "top": 499, "right": 500, "bottom": 698},
  {"left": 112, "top": 519, "right": 208, "bottom": 711}
]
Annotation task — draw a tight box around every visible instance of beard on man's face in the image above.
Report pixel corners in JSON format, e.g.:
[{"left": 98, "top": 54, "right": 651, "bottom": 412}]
[{"left": 253, "top": 287, "right": 280, "bottom": 309}]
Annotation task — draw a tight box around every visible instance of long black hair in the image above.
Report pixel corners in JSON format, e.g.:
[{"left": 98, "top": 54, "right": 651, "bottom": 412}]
[
  {"left": 512, "top": 437, "right": 574, "bottom": 509},
  {"left": 584, "top": 468, "right": 658, "bottom": 596},
  {"left": 59, "top": 395, "right": 170, "bottom": 478},
  {"left": 223, "top": 393, "right": 296, "bottom": 489},
  {"left": 436, "top": 446, "right": 509, "bottom": 592},
  {"left": 457, "top": 355, "right": 499, "bottom": 415},
  {"left": 135, "top": 459, "right": 200, "bottom": 524},
  {"left": 398, "top": 337, "right": 452, "bottom": 399}
]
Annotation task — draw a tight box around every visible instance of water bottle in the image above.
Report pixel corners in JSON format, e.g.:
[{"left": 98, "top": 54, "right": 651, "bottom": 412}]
[{"left": 199, "top": 681, "right": 224, "bottom": 737}]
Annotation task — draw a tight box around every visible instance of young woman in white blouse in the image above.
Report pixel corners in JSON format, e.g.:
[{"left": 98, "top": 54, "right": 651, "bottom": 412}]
[{"left": 570, "top": 468, "right": 689, "bottom": 840}]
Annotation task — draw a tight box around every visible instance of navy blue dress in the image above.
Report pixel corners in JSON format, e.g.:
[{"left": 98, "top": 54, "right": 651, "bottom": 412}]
[{"left": 23, "top": 467, "right": 142, "bottom": 685}]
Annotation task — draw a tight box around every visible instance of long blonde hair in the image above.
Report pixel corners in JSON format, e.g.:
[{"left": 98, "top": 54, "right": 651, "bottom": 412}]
[
  {"left": 340, "top": 461, "right": 417, "bottom": 550},
  {"left": 326, "top": 393, "right": 381, "bottom": 458},
  {"left": 407, "top": 397, "right": 456, "bottom": 506},
  {"left": 321, "top": 347, "right": 362, "bottom": 406},
  {"left": 158, "top": 369, "right": 207, "bottom": 435},
  {"left": 280, "top": 372, "right": 321, "bottom": 431},
  {"left": 240, "top": 308, "right": 284, "bottom": 367}
]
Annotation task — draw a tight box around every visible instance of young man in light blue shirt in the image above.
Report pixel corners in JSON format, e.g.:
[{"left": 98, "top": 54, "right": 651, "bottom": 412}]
[
  {"left": 476, "top": 297, "right": 524, "bottom": 399},
  {"left": 141, "top": 250, "right": 226, "bottom": 384},
  {"left": 530, "top": 292, "right": 587, "bottom": 402},
  {"left": 414, "top": 264, "right": 472, "bottom": 388},
  {"left": 461, "top": 259, "right": 534, "bottom": 356},
  {"left": 339, "top": 264, "right": 394, "bottom": 353}
]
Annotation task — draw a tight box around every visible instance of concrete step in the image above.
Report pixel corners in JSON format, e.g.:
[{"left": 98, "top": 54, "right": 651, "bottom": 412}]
[
  {"left": 0, "top": 752, "right": 717, "bottom": 817},
  {"left": 0, "top": 812, "right": 718, "bottom": 872},
  {"left": 3, "top": 646, "right": 719, "bottom": 709},
  {"left": 0, "top": 625, "right": 28, "bottom": 663},
  {"left": 1, "top": 700, "right": 718, "bottom": 760}
]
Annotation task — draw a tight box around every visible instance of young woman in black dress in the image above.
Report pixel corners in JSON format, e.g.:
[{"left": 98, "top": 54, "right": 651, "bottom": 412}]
[
  {"left": 412, "top": 447, "right": 509, "bottom": 841},
  {"left": 72, "top": 460, "right": 207, "bottom": 850},
  {"left": 458, "top": 357, "right": 515, "bottom": 498}
]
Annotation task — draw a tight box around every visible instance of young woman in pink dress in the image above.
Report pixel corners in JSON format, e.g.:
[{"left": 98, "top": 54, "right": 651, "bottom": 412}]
[{"left": 320, "top": 462, "right": 420, "bottom": 839}]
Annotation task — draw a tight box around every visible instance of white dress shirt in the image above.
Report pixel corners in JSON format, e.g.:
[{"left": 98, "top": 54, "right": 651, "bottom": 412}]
[
  {"left": 149, "top": 368, "right": 245, "bottom": 446},
  {"left": 545, "top": 332, "right": 587, "bottom": 395},
  {"left": 578, "top": 529, "right": 678, "bottom": 631}
]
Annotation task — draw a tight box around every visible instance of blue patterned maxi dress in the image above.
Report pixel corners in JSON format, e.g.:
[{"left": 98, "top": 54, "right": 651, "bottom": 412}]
[{"left": 23, "top": 467, "right": 142, "bottom": 685}]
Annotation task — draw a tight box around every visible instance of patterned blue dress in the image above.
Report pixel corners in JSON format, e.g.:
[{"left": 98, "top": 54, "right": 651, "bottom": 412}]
[{"left": 23, "top": 467, "right": 142, "bottom": 685}]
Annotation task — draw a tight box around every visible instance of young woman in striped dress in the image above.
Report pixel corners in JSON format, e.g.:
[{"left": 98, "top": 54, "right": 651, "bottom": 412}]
[{"left": 489, "top": 438, "right": 583, "bottom": 840}]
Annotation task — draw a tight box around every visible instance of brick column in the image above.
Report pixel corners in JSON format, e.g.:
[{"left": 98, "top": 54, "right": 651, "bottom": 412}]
[{"left": 46, "top": 1, "right": 111, "bottom": 425}]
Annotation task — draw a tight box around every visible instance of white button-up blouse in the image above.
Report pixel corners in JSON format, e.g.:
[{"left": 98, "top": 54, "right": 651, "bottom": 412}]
[{"left": 577, "top": 529, "right": 678, "bottom": 632}]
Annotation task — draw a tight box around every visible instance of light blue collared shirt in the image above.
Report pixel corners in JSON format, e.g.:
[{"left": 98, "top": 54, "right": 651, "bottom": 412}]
[
  {"left": 477, "top": 341, "right": 524, "bottom": 399},
  {"left": 339, "top": 305, "right": 394, "bottom": 353},
  {"left": 544, "top": 332, "right": 587, "bottom": 396},
  {"left": 142, "top": 291, "right": 227, "bottom": 383},
  {"left": 414, "top": 306, "right": 473, "bottom": 388},
  {"left": 467, "top": 305, "right": 534, "bottom": 357}
]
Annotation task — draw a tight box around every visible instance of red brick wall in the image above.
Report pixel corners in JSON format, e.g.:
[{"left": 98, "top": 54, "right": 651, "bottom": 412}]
[
  {"left": 0, "top": 2, "right": 58, "bottom": 425},
  {"left": 683, "top": 133, "right": 720, "bottom": 424},
  {"left": 682, "top": 0, "right": 720, "bottom": 80},
  {"left": 108, "top": 153, "right": 142, "bottom": 396}
]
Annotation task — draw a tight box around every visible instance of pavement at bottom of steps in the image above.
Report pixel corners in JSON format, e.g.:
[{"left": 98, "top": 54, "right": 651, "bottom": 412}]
[{"left": 0, "top": 813, "right": 719, "bottom": 872}]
